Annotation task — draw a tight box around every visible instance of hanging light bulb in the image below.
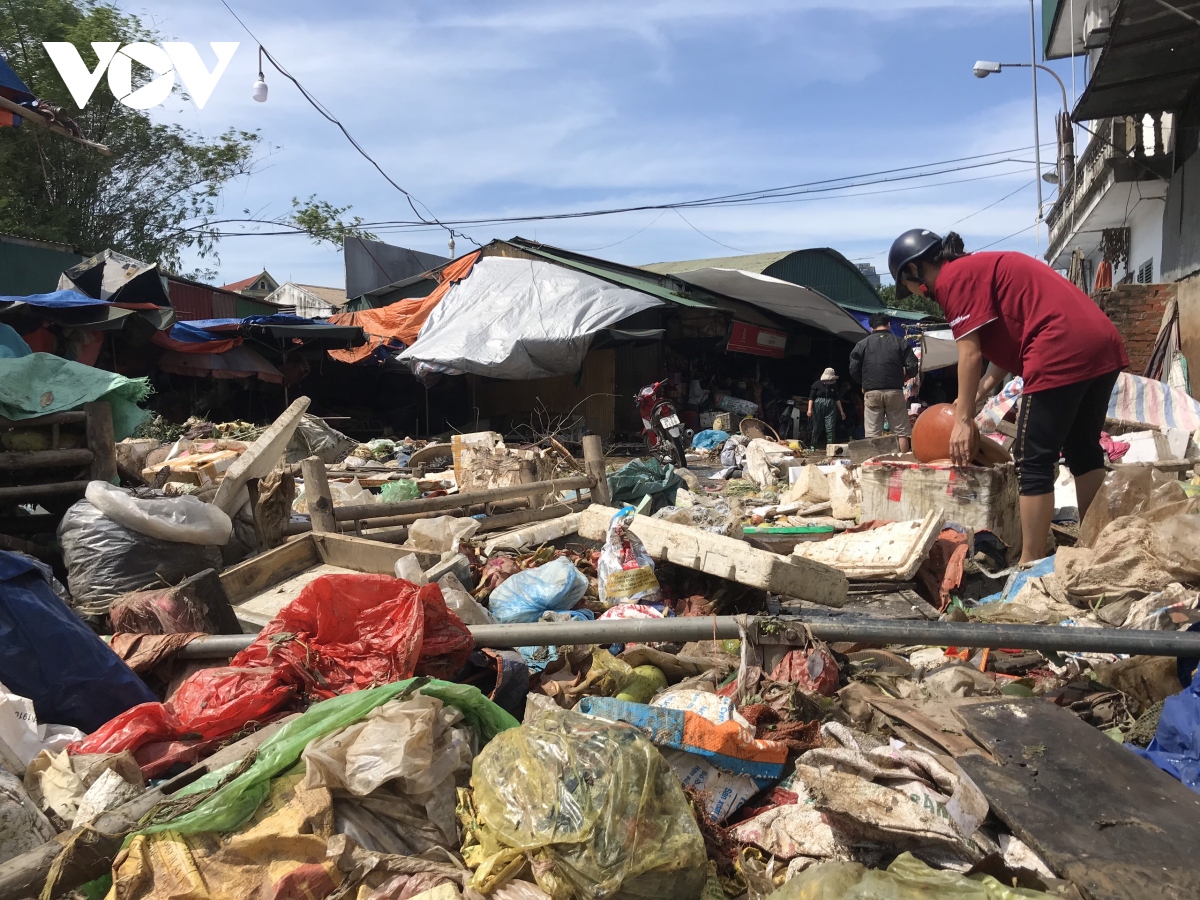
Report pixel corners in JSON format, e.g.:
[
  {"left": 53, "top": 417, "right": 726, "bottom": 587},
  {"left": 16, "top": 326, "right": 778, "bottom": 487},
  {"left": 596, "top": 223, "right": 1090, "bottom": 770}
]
[{"left": 252, "top": 46, "right": 268, "bottom": 102}]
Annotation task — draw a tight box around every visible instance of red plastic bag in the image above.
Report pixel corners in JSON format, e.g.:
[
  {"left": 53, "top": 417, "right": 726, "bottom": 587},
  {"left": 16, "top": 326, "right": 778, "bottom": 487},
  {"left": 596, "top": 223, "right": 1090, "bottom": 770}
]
[
  {"left": 73, "top": 574, "right": 473, "bottom": 776},
  {"left": 769, "top": 645, "right": 840, "bottom": 697},
  {"left": 230, "top": 574, "right": 469, "bottom": 696}
]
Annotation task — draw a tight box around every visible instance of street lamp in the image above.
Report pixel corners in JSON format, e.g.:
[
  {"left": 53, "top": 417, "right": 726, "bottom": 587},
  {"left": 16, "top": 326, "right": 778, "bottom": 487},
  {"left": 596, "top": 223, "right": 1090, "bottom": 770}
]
[
  {"left": 252, "top": 46, "right": 268, "bottom": 103},
  {"left": 972, "top": 60, "right": 1070, "bottom": 117}
]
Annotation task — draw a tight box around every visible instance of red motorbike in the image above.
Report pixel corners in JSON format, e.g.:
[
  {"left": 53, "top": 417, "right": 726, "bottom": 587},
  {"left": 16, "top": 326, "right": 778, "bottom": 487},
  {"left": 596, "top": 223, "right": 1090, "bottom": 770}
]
[{"left": 637, "top": 381, "right": 689, "bottom": 467}]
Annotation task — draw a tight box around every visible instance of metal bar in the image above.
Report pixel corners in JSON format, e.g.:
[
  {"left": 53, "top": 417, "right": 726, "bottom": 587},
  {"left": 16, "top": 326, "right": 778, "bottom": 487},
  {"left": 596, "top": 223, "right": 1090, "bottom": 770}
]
[
  {"left": 333, "top": 475, "right": 593, "bottom": 522},
  {"left": 176, "top": 615, "right": 1200, "bottom": 659}
]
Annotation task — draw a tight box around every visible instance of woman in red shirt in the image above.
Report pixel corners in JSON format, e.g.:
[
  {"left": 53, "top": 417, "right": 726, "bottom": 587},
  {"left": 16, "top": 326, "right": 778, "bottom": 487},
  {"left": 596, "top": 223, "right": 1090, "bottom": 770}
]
[{"left": 888, "top": 229, "right": 1129, "bottom": 564}]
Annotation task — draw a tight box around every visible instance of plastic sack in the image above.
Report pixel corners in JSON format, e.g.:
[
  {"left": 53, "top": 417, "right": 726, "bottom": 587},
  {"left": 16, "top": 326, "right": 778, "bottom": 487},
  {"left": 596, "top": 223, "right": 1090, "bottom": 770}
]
[
  {"left": 85, "top": 481, "right": 232, "bottom": 545},
  {"left": 488, "top": 558, "right": 588, "bottom": 624},
  {"left": 773, "top": 852, "right": 1055, "bottom": 899},
  {"left": 1078, "top": 467, "right": 1187, "bottom": 548},
  {"left": 285, "top": 413, "right": 358, "bottom": 464},
  {"left": 294, "top": 476, "right": 375, "bottom": 514},
  {"left": 470, "top": 707, "right": 707, "bottom": 900},
  {"left": 607, "top": 458, "right": 681, "bottom": 509},
  {"left": 136, "top": 679, "right": 516, "bottom": 839},
  {"left": 691, "top": 429, "right": 729, "bottom": 451},
  {"left": 0, "top": 770, "right": 55, "bottom": 866},
  {"left": 395, "top": 554, "right": 429, "bottom": 584},
  {"left": 0, "top": 552, "right": 155, "bottom": 734},
  {"left": 597, "top": 509, "right": 661, "bottom": 606},
  {"left": 407, "top": 516, "right": 481, "bottom": 554},
  {"left": 380, "top": 479, "right": 421, "bottom": 503},
  {"left": 58, "top": 500, "right": 223, "bottom": 617}
]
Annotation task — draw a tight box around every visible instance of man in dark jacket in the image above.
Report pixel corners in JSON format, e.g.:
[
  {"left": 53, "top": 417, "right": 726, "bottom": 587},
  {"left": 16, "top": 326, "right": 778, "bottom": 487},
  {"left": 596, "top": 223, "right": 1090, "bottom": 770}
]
[{"left": 849, "top": 313, "right": 918, "bottom": 452}]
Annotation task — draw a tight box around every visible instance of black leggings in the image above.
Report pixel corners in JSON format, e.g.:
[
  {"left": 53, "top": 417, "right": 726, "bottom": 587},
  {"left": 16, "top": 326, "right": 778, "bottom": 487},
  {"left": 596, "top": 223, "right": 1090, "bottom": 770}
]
[{"left": 1013, "top": 370, "right": 1121, "bottom": 496}]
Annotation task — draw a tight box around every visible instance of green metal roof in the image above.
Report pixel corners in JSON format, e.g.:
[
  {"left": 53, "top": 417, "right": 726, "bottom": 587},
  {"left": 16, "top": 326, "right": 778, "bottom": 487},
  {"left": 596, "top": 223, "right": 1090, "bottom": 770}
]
[
  {"left": 644, "top": 247, "right": 884, "bottom": 310},
  {"left": 513, "top": 244, "right": 716, "bottom": 309}
]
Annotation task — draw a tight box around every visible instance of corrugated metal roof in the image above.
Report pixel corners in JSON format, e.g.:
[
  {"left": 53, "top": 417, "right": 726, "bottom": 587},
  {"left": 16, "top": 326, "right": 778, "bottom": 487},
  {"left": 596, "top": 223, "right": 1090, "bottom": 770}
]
[
  {"left": 293, "top": 283, "right": 348, "bottom": 306},
  {"left": 643, "top": 251, "right": 794, "bottom": 276},
  {"left": 644, "top": 247, "right": 884, "bottom": 311}
]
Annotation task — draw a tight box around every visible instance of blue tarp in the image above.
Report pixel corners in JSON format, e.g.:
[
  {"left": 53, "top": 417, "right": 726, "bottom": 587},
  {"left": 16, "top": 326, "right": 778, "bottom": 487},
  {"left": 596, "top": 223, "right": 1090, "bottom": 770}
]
[
  {"left": 169, "top": 319, "right": 241, "bottom": 343},
  {"left": 0, "top": 551, "right": 155, "bottom": 732},
  {"left": 0, "top": 324, "right": 30, "bottom": 359},
  {"left": 243, "top": 314, "right": 317, "bottom": 327},
  {"left": 692, "top": 429, "right": 729, "bottom": 451},
  {"left": 0, "top": 53, "right": 33, "bottom": 103},
  {"left": 978, "top": 555, "right": 1056, "bottom": 605},
  {"left": 0, "top": 290, "right": 106, "bottom": 308}
]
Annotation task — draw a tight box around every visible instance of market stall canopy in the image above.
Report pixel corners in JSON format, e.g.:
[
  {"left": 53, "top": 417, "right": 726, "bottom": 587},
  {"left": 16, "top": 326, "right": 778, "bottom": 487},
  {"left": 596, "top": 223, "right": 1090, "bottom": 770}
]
[
  {"left": 0, "top": 289, "right": 176, "bottom": 332},
  {"left": 158, "top": 345, "right": 284, "bottom": 383},
  {"left": 399, "top": 256, "right": 666, "bottom": 379},
  {"left": 920, "top": 328, "right": 959, "bottom": 373},
  {"left": 665, "top": 268, "right": 868, "bottom": 342}
]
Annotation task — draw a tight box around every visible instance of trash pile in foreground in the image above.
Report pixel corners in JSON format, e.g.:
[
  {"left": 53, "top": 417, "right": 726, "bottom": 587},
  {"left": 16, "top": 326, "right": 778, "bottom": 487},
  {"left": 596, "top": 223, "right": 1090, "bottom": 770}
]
[{"left": 1, "top": 406, "right": 1200, "bottom": 899}]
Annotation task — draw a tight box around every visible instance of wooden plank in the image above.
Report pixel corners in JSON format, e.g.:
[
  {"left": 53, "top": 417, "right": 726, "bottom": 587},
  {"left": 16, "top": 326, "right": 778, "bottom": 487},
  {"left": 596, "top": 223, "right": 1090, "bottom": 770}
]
[
  {"left": 313, "top": 532, "right": 436, "bottom": 572},
  {"left": 334, "top": 475, "right": 592, "bottom": 522},
  {"left": 867, "top": 695, "right": 994, "bottom": 760},
  {"left": 0, "top": 448, "right": 93, "bottom": 469},
  {"left": 0, "top": 411, "right": 86, "bottom": 429},
  {"left": 219, "top": 535, "right": 321, "bottom": 604},
  {"left": 84, "top": 401, "right": 117, "bottom": 482},
  {"left": 300, "top": 455, "right": 337, "bottom": 533},
  {"left": 956, "top": 698, "right": 1200, "bottom": 900}
]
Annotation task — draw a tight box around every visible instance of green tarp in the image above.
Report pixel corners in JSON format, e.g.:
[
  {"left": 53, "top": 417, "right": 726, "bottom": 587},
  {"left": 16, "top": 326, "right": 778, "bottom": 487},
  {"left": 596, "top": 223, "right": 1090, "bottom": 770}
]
[{"left": 0, "top": 353, "right": 150, "bottom": 439}]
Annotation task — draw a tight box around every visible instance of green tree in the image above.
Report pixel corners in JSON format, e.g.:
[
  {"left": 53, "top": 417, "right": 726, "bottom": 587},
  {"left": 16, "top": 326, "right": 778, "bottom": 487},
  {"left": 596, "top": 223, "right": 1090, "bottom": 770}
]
[
  {"left": 287, "top": 195, "right": 376, "bottom": 247},
  {"left": 877, "top": 284, "right": 943, "bottom": 320},
  {"left": 0, "top": 0, "right": 372, "bottom": 275}
]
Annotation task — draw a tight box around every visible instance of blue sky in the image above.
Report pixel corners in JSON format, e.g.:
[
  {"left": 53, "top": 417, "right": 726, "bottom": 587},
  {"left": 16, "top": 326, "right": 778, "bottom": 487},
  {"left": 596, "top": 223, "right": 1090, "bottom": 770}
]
[{"left": 116, "top": 0, "right": 1088, "bottom": 289}]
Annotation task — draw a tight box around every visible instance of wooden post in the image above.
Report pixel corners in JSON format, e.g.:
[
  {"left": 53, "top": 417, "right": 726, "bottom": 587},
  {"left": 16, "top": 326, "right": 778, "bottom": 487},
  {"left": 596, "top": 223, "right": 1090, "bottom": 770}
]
[
  {"left": 582, "top": 435, "right": 610, "bottom": 505},
  {"left": 84, "top": 402, "right": 117, "bottom": 483},
  {"left": 300, "top": 456, "right": 337, "bottom": 533}
]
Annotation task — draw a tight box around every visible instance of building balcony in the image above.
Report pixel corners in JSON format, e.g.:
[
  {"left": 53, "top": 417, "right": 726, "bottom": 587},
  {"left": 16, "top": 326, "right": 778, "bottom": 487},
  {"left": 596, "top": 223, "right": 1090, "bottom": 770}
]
[{"left": 1045, "top": 113, "right": 1174, "bottom": 268}]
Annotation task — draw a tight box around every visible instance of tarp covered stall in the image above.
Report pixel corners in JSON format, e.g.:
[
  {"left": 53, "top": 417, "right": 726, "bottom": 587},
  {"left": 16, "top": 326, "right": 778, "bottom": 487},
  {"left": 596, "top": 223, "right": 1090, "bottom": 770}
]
[
  {"left": 158, "top": 345, "right": 284, "bottom": 383},
  {"left": 399, "top": 256, "right": 666, "bottom": 379},
  {"left": 665, "top": 268, "right": 868, "bottom": 343}
]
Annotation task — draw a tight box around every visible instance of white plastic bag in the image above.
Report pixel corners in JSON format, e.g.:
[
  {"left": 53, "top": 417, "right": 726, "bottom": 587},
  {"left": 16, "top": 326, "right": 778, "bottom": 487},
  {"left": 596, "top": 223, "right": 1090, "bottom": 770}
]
[
  {"left": 0, "top": 683, "right": 82, "bottom": 773},
  {"left": 597, "top": 508, "right": 661, "bottom": 605},
  {"left": 85, "top": 481, "right": 232, "bottom": 546},
  {"left": 394, "top": 554, "right": 429, "bottom": 585},
  {"left": 406, "top": 516, "right": 481, "bottom": 554},
  {"left": 438, "top": 573, "right": 494, "bottom": 625},
  {"left": 293, "top": 477, "right": 374, "bottom": 514}
]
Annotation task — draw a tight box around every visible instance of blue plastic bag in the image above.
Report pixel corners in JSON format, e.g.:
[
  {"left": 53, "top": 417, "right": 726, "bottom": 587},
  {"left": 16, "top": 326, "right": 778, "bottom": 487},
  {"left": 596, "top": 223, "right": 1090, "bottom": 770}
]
[
  {"left": 691, "top": 429, "right": 729, "bottom": 451},
  {"left": 488, "top": 557, "right": 588, "bottom": 624},
  {"left": 1130, "top": 664, "right": 1200, "bottom": 791},
  {"left": 0, "top": 551, "right": 155, "bottom": 732}
]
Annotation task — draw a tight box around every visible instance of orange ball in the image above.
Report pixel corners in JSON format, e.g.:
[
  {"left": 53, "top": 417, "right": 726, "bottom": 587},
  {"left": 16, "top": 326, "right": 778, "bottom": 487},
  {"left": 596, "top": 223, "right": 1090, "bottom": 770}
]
[{"left": 912, "top": 403, "right": 957, "bottom": 463}]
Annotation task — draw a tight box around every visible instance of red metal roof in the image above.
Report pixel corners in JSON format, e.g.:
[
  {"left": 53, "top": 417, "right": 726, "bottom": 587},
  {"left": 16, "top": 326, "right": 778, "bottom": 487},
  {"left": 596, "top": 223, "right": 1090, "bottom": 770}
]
[{"left": 220, "top": 274, "right": 259, "bottom": 293}]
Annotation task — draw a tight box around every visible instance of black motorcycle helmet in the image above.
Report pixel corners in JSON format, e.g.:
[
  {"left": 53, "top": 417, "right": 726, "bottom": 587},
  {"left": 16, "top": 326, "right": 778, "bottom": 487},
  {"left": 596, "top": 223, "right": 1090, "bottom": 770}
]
[{"left": 888, "top": 229, "right": 943, "bottom": 299}]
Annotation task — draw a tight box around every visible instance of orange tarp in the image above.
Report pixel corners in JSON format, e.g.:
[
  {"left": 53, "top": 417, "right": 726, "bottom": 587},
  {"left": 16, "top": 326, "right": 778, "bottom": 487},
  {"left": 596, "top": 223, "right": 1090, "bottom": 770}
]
[{"left": 328, "top": 251, "right": 480, "bottom": 365}]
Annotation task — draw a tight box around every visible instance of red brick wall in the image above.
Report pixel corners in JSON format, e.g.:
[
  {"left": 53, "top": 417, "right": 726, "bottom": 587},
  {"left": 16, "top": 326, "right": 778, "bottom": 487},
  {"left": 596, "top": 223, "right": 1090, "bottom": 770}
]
[{"left": 1092, "top": 283, "right": 1177, "bottom": 374}]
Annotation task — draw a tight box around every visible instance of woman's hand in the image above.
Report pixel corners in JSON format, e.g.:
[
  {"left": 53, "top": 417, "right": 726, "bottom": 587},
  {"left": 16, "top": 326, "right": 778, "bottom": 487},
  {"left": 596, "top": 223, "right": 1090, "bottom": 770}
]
[{"left": 949, "top": 416, "right": 978, "bottom": 466}]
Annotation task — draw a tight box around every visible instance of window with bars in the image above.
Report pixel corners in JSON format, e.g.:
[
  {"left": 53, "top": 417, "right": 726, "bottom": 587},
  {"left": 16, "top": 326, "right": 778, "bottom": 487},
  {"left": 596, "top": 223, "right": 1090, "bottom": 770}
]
[{"left": 1137, "top": 259, "right": 1154, "bottom": 284}]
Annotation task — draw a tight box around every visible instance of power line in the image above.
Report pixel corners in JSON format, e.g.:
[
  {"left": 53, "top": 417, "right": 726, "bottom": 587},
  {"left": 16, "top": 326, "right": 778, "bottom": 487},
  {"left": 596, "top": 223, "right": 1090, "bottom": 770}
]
[
  {"left": 217, "top": 0, "right": 480, "bottom": 248},
  {"left": 951, "top": 179, "right": 1036, "bottom": 226}
]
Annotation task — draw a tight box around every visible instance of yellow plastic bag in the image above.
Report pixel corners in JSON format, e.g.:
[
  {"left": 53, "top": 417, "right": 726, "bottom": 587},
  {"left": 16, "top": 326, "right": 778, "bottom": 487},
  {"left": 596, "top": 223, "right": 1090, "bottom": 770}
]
[
  {"left": 773, "top": 852, "right": 1055, "bottom": 900},
  {"left": 469, "top": 708, "right": 706, "bottom": 900}
]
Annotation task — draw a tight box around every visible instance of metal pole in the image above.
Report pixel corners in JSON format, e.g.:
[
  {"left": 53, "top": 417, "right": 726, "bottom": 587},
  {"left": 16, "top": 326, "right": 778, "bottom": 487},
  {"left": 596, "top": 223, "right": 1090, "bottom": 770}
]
[
  {"left": 177, "top": 615, "right": 1200, "bottom": 659},
  {"left": 1030, "top": 0, "right": 1043, "bottom": 245}
]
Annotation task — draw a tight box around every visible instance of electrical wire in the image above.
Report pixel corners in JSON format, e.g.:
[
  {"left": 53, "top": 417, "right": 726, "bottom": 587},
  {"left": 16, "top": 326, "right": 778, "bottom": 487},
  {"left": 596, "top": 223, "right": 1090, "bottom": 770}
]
[
  {"left": 671, "top": 207, "right": 751, "bottom": 253},
  {"left": 976, "top": 222, "right": 1038, "bottom": 250},
  {"left": 217, "top": 0, "right": 480, "bottom": 248},
  {"left": 951, "top": 179, "right": 1036, "bottom": 226}
]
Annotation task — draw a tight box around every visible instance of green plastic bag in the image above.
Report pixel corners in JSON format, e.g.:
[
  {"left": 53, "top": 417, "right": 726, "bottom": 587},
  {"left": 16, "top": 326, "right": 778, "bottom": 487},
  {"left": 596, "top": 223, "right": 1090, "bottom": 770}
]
[
  {"left": 380, "top": 479, "right": 421, "bottom": 502},
  {"left": 138, "top": 678, "right": 517, "bottom": 838},
  {"left": 774, "top": 853, "right": 1056, "bottom": 900},
  {"left": 607, "top": 458, "right": 681, "bottom": 510},
  {"left": 471, "top": 707, "right": 707, "bottom": 900}
]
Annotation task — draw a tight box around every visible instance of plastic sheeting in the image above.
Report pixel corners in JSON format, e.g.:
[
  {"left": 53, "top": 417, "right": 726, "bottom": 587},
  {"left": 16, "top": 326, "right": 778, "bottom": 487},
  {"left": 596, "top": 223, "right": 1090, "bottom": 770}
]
[
  {"left": 0, "top": 352, "right": 150, "bottom": 439},
  {"left": 399, "top": 256, "right": 665, "bottom": 379}
]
